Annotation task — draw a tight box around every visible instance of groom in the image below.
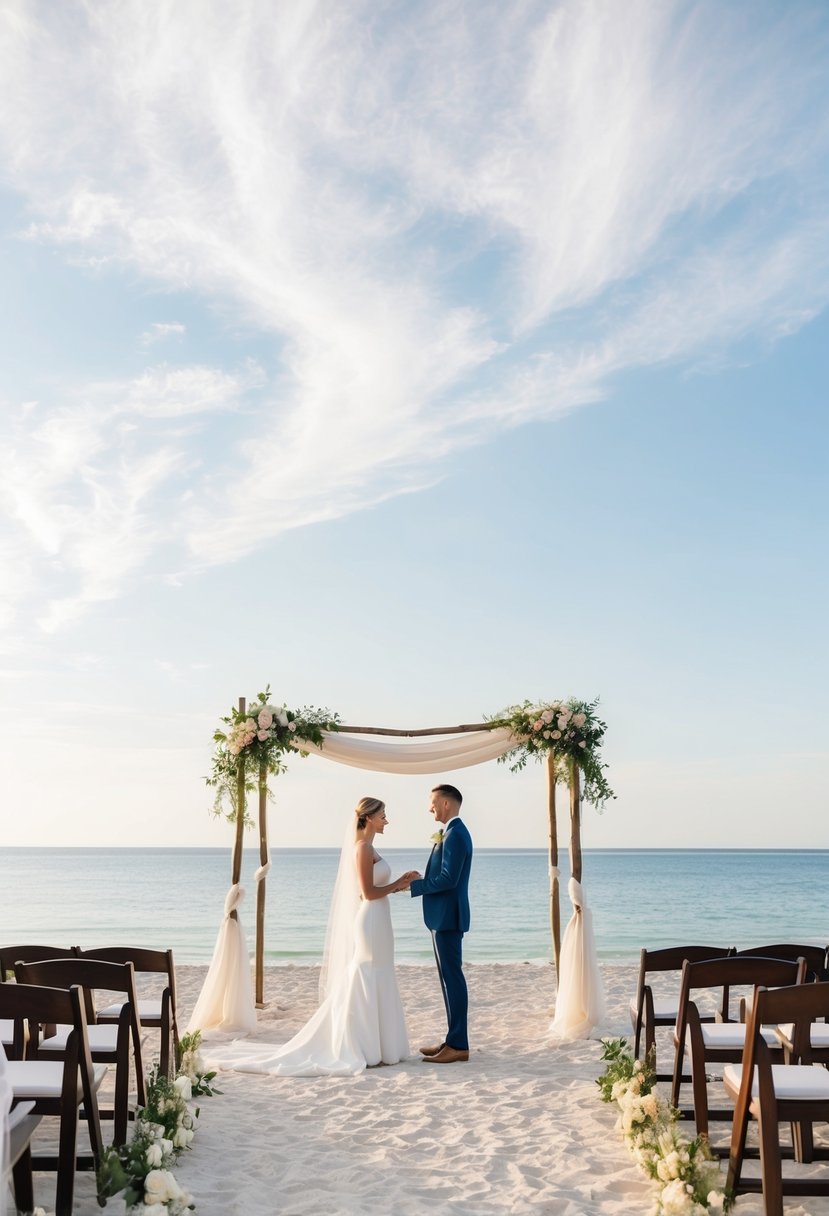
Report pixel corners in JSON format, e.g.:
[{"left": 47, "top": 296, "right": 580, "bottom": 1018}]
[{"left": 409, "top": 783, "right": 472, "bottom": 1064}]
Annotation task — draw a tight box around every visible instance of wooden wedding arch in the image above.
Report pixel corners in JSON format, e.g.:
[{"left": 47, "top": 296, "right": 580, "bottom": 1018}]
[{"left": 222, "top": 698, "right": 590, "bottom": 1008}]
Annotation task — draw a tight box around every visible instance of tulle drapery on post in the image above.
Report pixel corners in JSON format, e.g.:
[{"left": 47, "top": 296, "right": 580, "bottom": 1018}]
[
  {"left": 549, "top": 878, "right": 606, "bottom": 1040},
  {"left": 188, "top": 884, "right": 257, "bottom": 1038}
]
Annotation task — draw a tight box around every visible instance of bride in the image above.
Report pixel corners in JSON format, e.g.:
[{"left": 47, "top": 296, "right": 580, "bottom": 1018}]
[{"left": 207, "top": 797, "right": 416, "bottom": 1076}]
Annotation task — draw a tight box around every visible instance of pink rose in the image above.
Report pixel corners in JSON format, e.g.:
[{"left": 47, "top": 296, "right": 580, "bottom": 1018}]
[
  {"left": 258, "top": 709, "right": 273, "bottom": 729},
  {"left": 288, "top": 721, "right": 297, "bottom": 732},
  {"left": 257, "top": 730, "right": 269, "bottom": 741}
]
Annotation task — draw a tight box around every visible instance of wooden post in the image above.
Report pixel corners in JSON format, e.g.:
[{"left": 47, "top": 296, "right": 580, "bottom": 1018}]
[
  {"left": 229, "top": 697, "right": 246, "bottom": 922},
  {"left": 546, "top": 752, "right": 561, "bottom": 979},
  {"left": 255, "top": 761, "right": 268, "bottom": 1008},
  {"left": 569, "top": 757, "right": 582, "bottom": 884}
]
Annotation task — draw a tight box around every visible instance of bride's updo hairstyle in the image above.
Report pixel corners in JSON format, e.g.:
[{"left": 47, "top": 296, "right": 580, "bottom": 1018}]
[{"left": 355, "top": 796, "right": 385, "bottom": 832}]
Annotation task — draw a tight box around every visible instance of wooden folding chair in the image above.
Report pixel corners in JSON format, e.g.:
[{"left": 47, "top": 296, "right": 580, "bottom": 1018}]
[
  {"left": 16, "top": 957, "right": 146, "bottom": 1147},
  {"left": 629, "top": 944, "right": 733, "bottom": 1078},
  {"left": 725, "top": 981, "right": 829, "bottom": 1214},
  {"left": 0, "top": 982, "right": 105, "bottom": 1216},
  {"left": 80, "top": 946, "right": 179, "bottom": 1077},
  {"left": 671, "top": 954, "right": 805, "bottom": 1146}
]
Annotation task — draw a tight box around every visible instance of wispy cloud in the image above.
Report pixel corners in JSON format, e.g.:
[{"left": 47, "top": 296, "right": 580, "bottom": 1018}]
[
  {"left": 0, "top": 0, "right": 827, "bottom": 622},
  {"left": 140, "top": 321, "right": 186, "bottom": 347}
]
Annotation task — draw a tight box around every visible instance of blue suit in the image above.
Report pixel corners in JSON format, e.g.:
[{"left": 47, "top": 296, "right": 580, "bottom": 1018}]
[{"left": 410, "top": 817, "right": 473, "bottom": 1050}]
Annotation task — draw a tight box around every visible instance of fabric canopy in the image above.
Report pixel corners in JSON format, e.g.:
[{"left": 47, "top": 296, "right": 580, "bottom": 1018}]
[{"left": 291, "top": 726, "right": 518, "bottom": 773}]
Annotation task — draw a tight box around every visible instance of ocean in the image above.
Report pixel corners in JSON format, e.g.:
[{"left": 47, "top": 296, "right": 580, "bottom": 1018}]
[{"left": 1, "top": 848, "right": 826, "bottom": 966}]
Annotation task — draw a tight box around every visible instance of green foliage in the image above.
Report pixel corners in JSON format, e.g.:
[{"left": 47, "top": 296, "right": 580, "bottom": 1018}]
[
  {"left": 176, "top": 1029, "right": 221, "bottom": 1097},
  {"left": 489, "top": 697, "right": 615, "bottom": 809},
  {"left": 206, "top": 685, "right": 341, "bottom": 823}
]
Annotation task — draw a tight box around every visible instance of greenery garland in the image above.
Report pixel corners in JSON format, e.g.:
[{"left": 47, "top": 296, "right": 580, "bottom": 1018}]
[
  {"left": 596, "top": 1038, "right": 731, "bottom": 1215},
  {"left": 489, "top": 697, "right": 614, "bottom": 809},
  {"left": 206, "top": 686, "right": 341, "bottom": 823},
  {"left": 97, "top": 1029, "right": 220, "bottom": 1213}
]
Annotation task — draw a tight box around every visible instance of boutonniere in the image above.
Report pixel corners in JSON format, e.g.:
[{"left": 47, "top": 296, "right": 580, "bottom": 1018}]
[{"left": 430, "top": 829, "right": 444, "bottom": 846}]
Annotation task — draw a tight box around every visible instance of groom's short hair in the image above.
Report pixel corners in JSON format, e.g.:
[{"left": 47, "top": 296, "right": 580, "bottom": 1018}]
[{"left": 432, "top": 783, "right": 462, "bottom": 806}]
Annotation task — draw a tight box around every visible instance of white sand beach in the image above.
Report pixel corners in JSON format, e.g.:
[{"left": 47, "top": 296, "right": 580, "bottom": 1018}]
[{"left": 22, "top": 962, "right": 829, "bottom": 1215}]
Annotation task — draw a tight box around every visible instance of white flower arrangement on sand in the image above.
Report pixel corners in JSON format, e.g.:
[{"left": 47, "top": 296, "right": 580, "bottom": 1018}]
[{"left": 597, "top": 1038, "right": 731, "bottom": 1215}]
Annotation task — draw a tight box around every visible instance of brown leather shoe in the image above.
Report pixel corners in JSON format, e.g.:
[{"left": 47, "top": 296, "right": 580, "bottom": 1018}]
[
  {"left": 418, "top": 1042, "right": 445, "bottom": 1057},
  {"left": 422, "top": 1045, "right": 469, "bottom": 1064}
]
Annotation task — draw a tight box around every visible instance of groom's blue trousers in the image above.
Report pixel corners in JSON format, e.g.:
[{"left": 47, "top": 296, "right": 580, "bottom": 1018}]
[{"left": 432, "top": 929, "right": 468, "bottom": 1051}]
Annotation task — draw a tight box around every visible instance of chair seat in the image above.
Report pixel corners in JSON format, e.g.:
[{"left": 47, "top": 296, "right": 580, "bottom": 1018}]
[
  {"left": 97, "top": 997, "right": 163, "bottom": 1022},
  {"left": 630, "top": 997, "right": 679, "bottom": 1020},
  {"left": 41, "top": 1024, "right": 120, "bottom": 1054},
  {"left": 6, "top": 1060, "right": 107, "bottom": 1101},
  {"left": 0, "top": 1017, "right": 13, "bottom": 1045},
  {"left": 695, "top": 1022, "right": 779, "bottom": 1051},
  {"left": 776, "top": 1022, "right": 829, "bottom": 1048},
  {"left": 724, "top": 1063, "right": 829, "bottom": 1101}
]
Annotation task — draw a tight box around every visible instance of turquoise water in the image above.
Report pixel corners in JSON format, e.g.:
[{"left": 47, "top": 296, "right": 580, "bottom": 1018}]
[{"left": 1, "top": 848, "right": 826, "bottom": 965}]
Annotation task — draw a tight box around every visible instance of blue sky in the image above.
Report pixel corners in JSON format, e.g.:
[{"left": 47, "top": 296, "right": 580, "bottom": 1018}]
[{"left": 0, "top": 0, "right": 827, "bottom": 851}]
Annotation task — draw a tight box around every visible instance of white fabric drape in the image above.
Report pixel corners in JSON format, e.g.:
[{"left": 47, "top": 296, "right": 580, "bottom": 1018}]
[
  {"left": 290, "top": 727, "right": 518, "bottom": 773},
  {"left": 549, "top": 878, "right": 606, "bottom": 1041},
  {"left": 187, "top": 885, "right": 257, "bottom": 1038},
  {"left": 0, "top": 1043, "right": 10, "bottom": 1216}
]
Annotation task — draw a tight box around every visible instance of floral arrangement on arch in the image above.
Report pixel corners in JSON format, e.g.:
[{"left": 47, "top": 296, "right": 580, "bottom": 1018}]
[
  {"left": 207, "top": 687, "right": 341, "bottom": 823},
  {"left": 490, "top": 697, "right": 614, "bottom": 809},
  {"left": 597, "top": 1038, "right": 731, "bottom": 1215}
]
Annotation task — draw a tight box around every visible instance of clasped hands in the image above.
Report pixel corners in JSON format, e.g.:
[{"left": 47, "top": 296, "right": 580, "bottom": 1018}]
[{"left": 393, "top": 870, "right": 421, "bottom": 893}]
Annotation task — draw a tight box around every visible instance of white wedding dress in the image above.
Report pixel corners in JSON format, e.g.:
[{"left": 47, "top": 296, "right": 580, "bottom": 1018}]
[{"left": 206, "top": 859, "right": 410, "bottom": 1076}]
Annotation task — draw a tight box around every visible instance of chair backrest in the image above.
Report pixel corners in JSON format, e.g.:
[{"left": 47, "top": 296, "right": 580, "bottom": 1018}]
[
  {"left": 752, "top": 981, "right": 829, "bottom": 1064},
  {"left": 677, "top": 954, "right": 806, "bottom": 1044},
  {"left": 634, "top": 944, "right": 735, "bottom": 1017},
  {"left": 0, "top": 945, "right": 79, "bottom": 981},
  {"left": 735, "top": 943, "right": 829, "bottom": 982},
  {"left": 638, "top": 945, "right": 735, "bottom": 976},
  {"left": 14, "top": 958, "right": 140, "bottom": 1027},
  {"left": 78, "top": 946, "right": 176, "bottom": 1001}
]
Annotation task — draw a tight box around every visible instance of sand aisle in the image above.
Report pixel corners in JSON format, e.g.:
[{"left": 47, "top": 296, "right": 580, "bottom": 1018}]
[{"left": 26, "top": 962, "right": 828, "bottom": 1215}]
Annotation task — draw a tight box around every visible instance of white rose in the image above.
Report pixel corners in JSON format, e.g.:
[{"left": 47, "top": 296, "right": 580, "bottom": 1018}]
[
  {"left": 556, "top": 715, "right": 569, "bottom": 729},
  {"left": 572, "top": 712, "right": 586, "bottom": 727},
  {"left": 173, "top": 1125, "right": 193, "bottom": 1148},
  {"left": 541, "top": 709, "right": 554, "bottom": 723},
  {"left": 173, "top": 1074, "right": 192, "bottom": 1101},
  {"left": 277, "top": 711, "right": 289, "bottom": 727},
  {"left": 145, "top": 1142, "right": 163, "bottom": 1168},
  {"left": 707, "top": 1192, "right": 725, "bottom": 1211},
  {"left": 258, "top": 708, "right": 273, "bottom": 729},
  {"left": 543, "top": 730, "right": 551, "bottom": 739},
  {"left": 144, "top": 1169, "right": 177, "bottom": 1205}
]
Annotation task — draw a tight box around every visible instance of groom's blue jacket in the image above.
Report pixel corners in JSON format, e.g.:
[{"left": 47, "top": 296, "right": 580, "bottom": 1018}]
[{"left": 410, "top": 818, "right": 473, "bottom": 932}]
